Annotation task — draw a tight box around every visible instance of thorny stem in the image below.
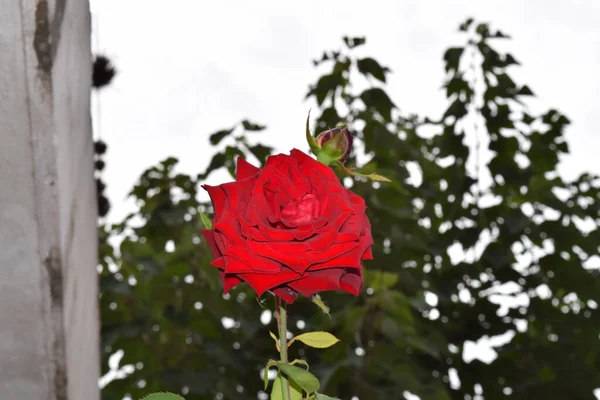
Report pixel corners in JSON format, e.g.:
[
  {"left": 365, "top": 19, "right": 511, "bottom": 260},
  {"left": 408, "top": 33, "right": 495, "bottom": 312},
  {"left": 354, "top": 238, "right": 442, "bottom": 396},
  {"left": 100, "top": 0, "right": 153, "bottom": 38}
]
[{"left": 276, "top": 296, "right": 291, "bottom": 400}]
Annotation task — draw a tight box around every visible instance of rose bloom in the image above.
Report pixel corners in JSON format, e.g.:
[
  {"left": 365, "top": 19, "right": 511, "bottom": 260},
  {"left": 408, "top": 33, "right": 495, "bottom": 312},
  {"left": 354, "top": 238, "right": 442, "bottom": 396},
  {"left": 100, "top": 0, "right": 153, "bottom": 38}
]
[{"left": 202, "top": 149, "right": 373, "bottom": 303}]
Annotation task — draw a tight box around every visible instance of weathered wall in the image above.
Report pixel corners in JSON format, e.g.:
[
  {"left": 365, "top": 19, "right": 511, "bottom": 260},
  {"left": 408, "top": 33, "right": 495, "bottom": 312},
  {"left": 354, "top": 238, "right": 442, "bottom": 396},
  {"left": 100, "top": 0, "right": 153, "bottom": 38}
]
[{"left": 0, "top": 1, "right": 100, "bottom": 399}]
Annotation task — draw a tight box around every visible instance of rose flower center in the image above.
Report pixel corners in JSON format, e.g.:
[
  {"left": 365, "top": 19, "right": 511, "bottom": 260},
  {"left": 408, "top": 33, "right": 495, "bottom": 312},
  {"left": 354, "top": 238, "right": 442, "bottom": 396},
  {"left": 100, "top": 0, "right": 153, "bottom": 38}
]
[{"left": 280, "top": 193, "right": 320, "bottom": 224}]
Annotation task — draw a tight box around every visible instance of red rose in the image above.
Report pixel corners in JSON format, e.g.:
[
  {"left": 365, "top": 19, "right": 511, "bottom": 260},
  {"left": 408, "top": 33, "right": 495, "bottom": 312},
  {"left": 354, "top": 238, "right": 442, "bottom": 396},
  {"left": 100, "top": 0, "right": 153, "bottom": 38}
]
[{"left": 201, "top": 149, "right": 373, "bottom": 303}]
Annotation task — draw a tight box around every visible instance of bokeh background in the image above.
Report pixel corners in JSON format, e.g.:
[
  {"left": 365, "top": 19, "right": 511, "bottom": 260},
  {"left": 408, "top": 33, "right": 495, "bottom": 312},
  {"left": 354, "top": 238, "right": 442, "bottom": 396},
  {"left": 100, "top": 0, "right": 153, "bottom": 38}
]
[{"left": 91, "top": 1, "right": 600, "bottom": 399}]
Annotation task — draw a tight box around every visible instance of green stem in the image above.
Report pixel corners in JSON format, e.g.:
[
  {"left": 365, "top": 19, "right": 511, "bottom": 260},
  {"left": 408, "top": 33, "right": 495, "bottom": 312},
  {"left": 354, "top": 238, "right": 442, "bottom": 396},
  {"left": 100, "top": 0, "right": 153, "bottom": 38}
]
[{"left": 276, "top": 296, "right": 291, "bottom": 400}]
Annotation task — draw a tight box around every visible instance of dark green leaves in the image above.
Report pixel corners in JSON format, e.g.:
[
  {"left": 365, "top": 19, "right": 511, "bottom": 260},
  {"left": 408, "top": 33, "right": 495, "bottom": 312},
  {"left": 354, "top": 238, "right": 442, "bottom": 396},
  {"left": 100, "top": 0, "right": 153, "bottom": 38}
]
[
  {"left": 277, "top": 362, "right": 320, "bottom": 394},
  {"left": 459, "top": 18, "right": 474, "bottom": 32},
  {"left": 100, "top": 17, "right": 600, "bottom": 400},
  {"left": 357, "top": 57, "right": 389, "bottom": 82},
  {"left": 271, "top": 375, "right": 303, "bottom": 400},
  {"left": 443, "top": 47, "right": 463, "bottom": 72},
  {"left": 241, "top": 120, "right": 266, "bottom": 131},
  {"left": 443, "top": 99, "right": 468, "bottom": 119},
  {"left": 360, "top": 88, "right": 395, "bottom": 120},
  {"left": 308, "top": 73, "right": 346, "bottom": 106},
  {"left": 445, "top": 75, "right": 471, "bottom": 98},
  {"left": 209, "top": 128, "right": 234, "bottom": 145},
  {"left": 518, "top": 85, "right": 534, "bottom": 96},
  {"left": 343, "top": 36, "right": 366, "bottom": 49},
  {"left": 247, "top": 144, "right": 272, "bottom": 165}
]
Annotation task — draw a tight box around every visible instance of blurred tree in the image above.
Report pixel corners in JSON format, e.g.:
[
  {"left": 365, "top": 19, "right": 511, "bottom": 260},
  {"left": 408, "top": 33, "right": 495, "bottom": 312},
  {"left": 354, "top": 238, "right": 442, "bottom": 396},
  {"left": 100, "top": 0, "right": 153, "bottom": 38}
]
[
  {"left": 93, "top": 54, "right": 116, "bottom": 217},
  {"left": 98, "top": 19, "right": 600, "bottom": 400}
]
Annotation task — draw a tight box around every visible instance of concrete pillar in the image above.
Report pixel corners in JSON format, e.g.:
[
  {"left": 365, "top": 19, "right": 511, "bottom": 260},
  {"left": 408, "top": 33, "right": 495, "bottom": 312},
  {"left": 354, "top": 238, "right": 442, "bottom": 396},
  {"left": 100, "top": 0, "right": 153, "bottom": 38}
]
[{"left": 0, "top": 1, "right": 100, "bottom": 399}]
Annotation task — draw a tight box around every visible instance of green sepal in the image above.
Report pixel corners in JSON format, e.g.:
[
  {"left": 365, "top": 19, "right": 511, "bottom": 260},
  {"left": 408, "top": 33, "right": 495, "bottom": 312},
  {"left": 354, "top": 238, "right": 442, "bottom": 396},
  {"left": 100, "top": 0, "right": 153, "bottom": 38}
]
[
  {"left": 312, "top": 296, "right": 331, "bottom": 317},
  {"left": 306, "top": 112, "right": 321, "bottom": 155},
  {"left": 199, "top": 211, "right": 213, "bottom": 229}
]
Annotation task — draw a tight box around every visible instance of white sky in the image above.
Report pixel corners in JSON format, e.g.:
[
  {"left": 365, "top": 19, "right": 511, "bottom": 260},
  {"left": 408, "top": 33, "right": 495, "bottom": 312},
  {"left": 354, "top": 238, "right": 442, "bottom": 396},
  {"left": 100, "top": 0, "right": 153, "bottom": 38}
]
[
  {"left": 91, "top": 0, "right": 600, "bottom": 395},
  {"left": 91, "top": 0, "right": 600, "bottom": 223}
]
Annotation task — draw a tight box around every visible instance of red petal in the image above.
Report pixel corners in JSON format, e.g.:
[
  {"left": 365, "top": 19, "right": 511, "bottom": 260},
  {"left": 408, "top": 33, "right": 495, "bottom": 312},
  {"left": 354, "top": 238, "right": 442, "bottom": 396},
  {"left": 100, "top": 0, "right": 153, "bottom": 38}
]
[
  {"left": 202, "top": 230, "right": 222, "bottom": 258},
  {"left": 221, "top": 272, "right": 243, "bottom": 293},
  {"left": 220, "top": 179, "right": 253, "bottom": 211},
  {"left": 202, "top": 185, "right": 228, "bottom": 223},
  {"left": 306, "top": 246, "right": 363, "bottom": 270},
  {"left": 340, "top": 269, "right": 362, "bottom": 295},
  {"left": 248, "top": 241, "right": 312, "bottom": 273},
  {"left": 290, "top": 148, "right": 340, "bottom": 182},
  {"left": 238, "top": 268, "right": 302, "bottom": 297},
  {"left": 362, "top": 246, "right": 374, "bottom": 260},
  {"left": 224, "top": 246, "right": 282, "bottom": 272},
  {"left": 304, "top": 241, "right": 359, "bottom": 265},
  {"left": 287, "top": 269, "right": 345, "bottom": 297},
  {"left": 213, "top": 217, "right": 245, "bottom": 246},
  {"left": 335, "top": 198, "right": 367, "bottom": 243},
  {"left": 210, "top": 258, "right": 225, "bottom": 270},
  {"left": 236, "top": 157, "right": 260, "bottom": 181},
  {"left": 272, "top": 287, "right": 298, "bottom": 304}
]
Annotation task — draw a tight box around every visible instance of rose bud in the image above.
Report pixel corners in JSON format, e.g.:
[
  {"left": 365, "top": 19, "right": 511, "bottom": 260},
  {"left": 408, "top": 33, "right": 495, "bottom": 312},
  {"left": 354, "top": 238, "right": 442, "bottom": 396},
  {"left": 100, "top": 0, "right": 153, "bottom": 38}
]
[{"left": 314, "top": 126, "right": 354, "bottom": 164}]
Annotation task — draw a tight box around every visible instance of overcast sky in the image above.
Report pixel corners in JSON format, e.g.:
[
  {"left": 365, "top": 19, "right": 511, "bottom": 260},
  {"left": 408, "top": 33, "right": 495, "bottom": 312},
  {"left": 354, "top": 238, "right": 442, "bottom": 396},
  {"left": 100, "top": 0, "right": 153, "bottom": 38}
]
[
  {"left": 91, "top": 0, "right": 600, "bottom": 392},
  {"left": 91, "top": 0, "right": 600, "bottom": 223}
]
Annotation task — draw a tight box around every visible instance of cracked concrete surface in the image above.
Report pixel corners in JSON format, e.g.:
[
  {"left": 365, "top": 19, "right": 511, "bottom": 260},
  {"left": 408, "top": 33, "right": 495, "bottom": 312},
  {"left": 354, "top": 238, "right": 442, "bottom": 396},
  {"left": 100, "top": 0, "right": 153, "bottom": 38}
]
[{"left": 0, "top": 1, "right": 99, "bottom": 399}]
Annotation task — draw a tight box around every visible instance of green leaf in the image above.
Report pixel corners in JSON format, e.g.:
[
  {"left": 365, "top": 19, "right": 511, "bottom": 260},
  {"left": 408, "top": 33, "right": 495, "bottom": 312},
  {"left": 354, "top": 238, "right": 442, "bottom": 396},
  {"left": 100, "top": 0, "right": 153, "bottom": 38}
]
[
  {"left": 459, "top": 17, "right": 474, "bottom": 31},
  {"left": 443, "top": 47, "right": 464, "bottom": 72},
  {"left": 360, "top": 88, "right": 395, "bottom": 121},
  {"left": 277, "top": 362, "right": 320, "bottom": 394},
  {"left": 247, "top": 144, "right": 273, "bottom": 165},
  {"left": 209, "top": 128, "right": 234, "bottom": 145},
  {"left": 365, "top": 173, "right": 392, "bottom": 182},
  {"left": 289, "top": 332, "right": 340, "bottom": 349},
  {"left": 198, "top": 151, "right": 226, "bottom": 179},
  {"left": 318, "top": 107, "right": 341, "bottom": 129},
  {"left": 445, "top": 76, "right": 471, "bottom": 98},
  {"left": 140, "top": 393, "right": 185, "bottom": 400},
  {"left": 342, "top": 36, "right": 366, "bottom": 49},
  {"left": 518, "top": 85, "right": 534, "bottom": 96},
  {"left": 443, "top": 99, "right": 468, "bottom": 119},
  {"left": 364, "top": 270, "right": 399, "bottom": 291},
  {"left": 317, "top": 394, "right": 340, "bottom": 400},
  {"left": 241, "top": 119, "right": 266, "bottom": 131},
  {"left": 289, "top": 359, "right": 310, "bottom": 369},
  {"left": 308, "top": 73, "right": 345, "bottom": 105},
  {"left": 263, "top": 359, "right": 278, "bottom": 389},
  {"left": 271, "top": 375, "right": 303, "bottom": 400},
  {"left": 312, "top": 295, "right": 330, "bottom": 317},
  {"left": 357, "top": 57, "right": 388, "bottom": 82},
  {"left": 199, "top": 212, "right": 212, "bottom": 230}
]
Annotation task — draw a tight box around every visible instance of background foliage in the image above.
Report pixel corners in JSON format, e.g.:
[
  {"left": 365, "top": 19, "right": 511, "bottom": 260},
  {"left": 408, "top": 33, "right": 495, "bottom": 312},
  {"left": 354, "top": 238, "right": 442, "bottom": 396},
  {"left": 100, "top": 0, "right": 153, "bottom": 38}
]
[{"left": 98, "top": 19, "right": 600, "bottom": 400}]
